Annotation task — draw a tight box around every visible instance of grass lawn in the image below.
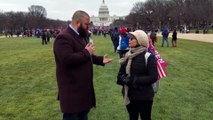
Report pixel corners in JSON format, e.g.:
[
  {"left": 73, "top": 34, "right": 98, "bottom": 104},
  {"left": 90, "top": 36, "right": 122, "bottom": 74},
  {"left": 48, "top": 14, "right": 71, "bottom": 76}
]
[{"left": 0, "top": 35, "right": 212, "bottom": 120}]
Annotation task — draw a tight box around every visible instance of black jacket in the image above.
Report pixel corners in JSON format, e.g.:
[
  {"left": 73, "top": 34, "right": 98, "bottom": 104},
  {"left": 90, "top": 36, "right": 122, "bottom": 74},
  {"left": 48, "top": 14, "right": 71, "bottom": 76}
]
[{"left": 117, "top": 51, "right": 158, "bottom": 100}]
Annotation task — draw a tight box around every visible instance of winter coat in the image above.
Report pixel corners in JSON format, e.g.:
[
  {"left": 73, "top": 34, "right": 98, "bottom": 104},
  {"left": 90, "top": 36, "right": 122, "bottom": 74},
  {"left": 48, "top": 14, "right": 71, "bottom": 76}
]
[
  {"left": 117, "top": 51, "right": 158, "bottom": 100},
  {"left": 53, "top": 27, "right": 104, "bottom": 113}
]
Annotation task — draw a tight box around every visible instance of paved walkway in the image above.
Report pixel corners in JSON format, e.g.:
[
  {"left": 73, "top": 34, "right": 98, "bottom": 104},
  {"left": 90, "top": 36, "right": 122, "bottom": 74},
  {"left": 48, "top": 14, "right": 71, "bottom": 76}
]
[{"left": 157, "top": 32, "right": 213, "bottom": 43}]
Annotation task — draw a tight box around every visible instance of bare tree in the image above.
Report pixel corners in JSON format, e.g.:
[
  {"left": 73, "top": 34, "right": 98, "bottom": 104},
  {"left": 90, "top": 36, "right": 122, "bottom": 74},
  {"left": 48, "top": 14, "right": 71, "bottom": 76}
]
[
  {"left": 28, "top": 5, "right": 47, "bottom": 29},
  {"left": 0, "top": 5, "right": 67, "bottom": 34},
  {"left": 4, "top": 12, "right": 17, "bottom": 33},
  {"left": 0, "top": 12, "right": 7, "bottom": 32},
  {"left": 28, "top": 5, "right": 47, "bottom": 18},
  {"left": 128, "top": 0, "right": 172, "bottom": 30},
  {"left": 168, "top": 0, "right": 185, "bottom": 29},
  {"left": 125, "top": 0, "right": 213, "bottom": 31},
  {"left": 129, "top": 2, "right": 146, "bottom": 29}
]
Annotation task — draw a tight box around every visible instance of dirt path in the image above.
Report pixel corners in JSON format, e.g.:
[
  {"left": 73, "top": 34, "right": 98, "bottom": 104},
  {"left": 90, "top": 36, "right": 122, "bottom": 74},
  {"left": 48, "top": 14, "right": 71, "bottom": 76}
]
[
  {"left": 1, "top": 33, "right": 213, "bottom": 43},
  {"left": 157, "top": 32, "right": 213, "bottom": 43}
]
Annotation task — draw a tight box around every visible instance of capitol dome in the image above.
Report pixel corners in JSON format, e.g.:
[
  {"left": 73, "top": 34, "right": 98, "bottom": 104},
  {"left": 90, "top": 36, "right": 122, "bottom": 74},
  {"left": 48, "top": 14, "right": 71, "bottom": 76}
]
[
  {"left": 99, "top": 0, "right": 109, "bottom": 16},
  {"left": 90, "top": 0, "right": 120, "bottom": 26},
  {"left": 98, "top": 0, "right": 110, "bottom": 19}
]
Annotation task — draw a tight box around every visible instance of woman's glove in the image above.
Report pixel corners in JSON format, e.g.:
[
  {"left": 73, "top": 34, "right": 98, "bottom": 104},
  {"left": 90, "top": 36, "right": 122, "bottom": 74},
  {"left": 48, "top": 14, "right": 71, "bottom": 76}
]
[{"left": 121, "top": 74, "right": 132, "bottom": 86}]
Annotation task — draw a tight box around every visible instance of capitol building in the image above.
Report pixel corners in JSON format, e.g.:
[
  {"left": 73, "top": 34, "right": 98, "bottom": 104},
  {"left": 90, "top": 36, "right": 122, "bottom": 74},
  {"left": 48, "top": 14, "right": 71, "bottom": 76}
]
[{"left": 90, "top": 0, "right": 125, "bottom": 26}]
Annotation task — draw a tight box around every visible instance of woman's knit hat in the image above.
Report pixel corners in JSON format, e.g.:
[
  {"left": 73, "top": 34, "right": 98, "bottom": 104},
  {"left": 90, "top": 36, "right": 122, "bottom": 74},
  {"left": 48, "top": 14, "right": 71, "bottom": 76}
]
[{"left": 129, "top": 30, "right": 149, "bottom": 47}]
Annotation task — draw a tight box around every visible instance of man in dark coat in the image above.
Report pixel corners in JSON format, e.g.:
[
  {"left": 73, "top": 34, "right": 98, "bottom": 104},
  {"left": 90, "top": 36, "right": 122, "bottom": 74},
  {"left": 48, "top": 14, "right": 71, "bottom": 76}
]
[{"left": 53, "top": 10, "right": 112, "bottom": 120}]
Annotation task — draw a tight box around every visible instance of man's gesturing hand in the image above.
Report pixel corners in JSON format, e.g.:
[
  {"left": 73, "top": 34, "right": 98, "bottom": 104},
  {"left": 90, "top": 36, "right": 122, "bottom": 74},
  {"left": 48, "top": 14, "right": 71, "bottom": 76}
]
[
  {"left": 85, "top": 42, "right": 95, "bottom": 55},
  {"left": 103, "top": 54, "right": 113, "bottom": 64}
]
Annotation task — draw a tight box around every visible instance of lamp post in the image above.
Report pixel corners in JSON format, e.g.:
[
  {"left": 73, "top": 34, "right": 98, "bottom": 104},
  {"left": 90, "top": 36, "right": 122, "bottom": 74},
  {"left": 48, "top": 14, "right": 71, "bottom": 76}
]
[
  {"left": 137, "top": 22, "right": 139, "bottom": 29},
  {"left": 146, "top": 10, "right": 153, "bottom": 29},
  {"left": 168, "top": 17, "right": 171, "bottom": 30}
]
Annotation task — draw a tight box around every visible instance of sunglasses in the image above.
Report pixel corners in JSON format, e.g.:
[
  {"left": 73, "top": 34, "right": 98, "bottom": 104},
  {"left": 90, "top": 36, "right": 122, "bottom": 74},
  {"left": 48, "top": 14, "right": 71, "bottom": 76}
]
[{"left": 130, "top": 37, "right": 136, "bottom": 41}]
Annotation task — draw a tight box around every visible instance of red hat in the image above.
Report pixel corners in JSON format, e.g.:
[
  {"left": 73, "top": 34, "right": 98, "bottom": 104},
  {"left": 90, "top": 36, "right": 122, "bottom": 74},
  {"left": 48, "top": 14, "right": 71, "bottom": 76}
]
[{"left": 119, "top": 28, "right": 127, "bottom": 35}]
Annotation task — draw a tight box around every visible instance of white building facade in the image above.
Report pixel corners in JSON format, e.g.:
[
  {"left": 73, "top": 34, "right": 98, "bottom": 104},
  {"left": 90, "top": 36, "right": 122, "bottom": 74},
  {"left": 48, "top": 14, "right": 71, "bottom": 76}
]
[{"left": 90, "top": 0, "right": 123, "bottom": 26}]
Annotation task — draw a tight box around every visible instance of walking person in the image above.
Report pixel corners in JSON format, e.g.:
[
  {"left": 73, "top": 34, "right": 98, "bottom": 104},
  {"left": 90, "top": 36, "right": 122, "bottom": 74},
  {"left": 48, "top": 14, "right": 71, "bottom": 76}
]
[
  {"left": 161, "top": 27, "right": 169, "bottom": 47},
  {"left": 150, "top": 30, "right": 157, "bottom": 46},
  {"left": 117, "top": 28, "right": 130, "bottom": 58},
  {"left": 172, "top": 29, "right": 177, "bottom": 47},
  {"left": 117, "top": 30, "right": 158, "bottom": 120},
  {"left": 53, "top": 10, "right": 112, "bottom": 120}
]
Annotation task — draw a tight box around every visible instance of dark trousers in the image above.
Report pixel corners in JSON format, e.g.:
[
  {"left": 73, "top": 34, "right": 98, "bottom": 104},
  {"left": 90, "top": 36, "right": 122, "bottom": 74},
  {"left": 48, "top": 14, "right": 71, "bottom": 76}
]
[
  {"left": 112, "top": 40, "right": 119, "bottom": 52},
  {"left": 63, "top": 110, "right": 89, "bottom": 120},
  {"left": 118, "top": 50, "right": 129, "bottom": 58},
  {"left": 172, "top": 39, "right": 177, "bottom": 47},
  {"left": 126, "top": 100, "right": 153, "bottom": 120},
  {"left": 42, "top": 38, "right": 47, "bottom": 45},
  {"left": 161, "top": 37, "right": 169, "bottom": 47}
]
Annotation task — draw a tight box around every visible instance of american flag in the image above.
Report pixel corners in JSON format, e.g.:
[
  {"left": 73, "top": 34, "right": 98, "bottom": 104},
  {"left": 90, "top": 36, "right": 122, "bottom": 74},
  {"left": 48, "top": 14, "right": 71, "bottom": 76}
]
[
  {"left": 156, "top": 59, "right": 168, "bottom": 79},
  {"left": 148, "top": 40, "right": 168, "bottom": 79}
]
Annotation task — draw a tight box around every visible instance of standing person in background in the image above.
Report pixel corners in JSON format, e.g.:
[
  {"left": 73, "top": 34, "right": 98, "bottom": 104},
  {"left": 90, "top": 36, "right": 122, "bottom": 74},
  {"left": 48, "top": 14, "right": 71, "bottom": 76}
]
[
  {"left": 117, "top": 28, "right": 130, "bottom": 58},
  {"left": 150, "top": 30, "right": 157, "bottom": 46},
  {"left": 117, "top": 30, "right": 158, "bottom": 120},
  {"left": 161, "top": 27, "right": 169, "bottom": 47},
  {"left": 5, "top": 31, "right": 8, "bottom": 38},
  {"left": 41, "top": 29, "right": 47, "bottom": 45},
  {"left": 53, "top": 10, "right": 113, "bottom": 120},
  {"left": 112, "top": 27, "right": 120, "bottom": 52},
  {"left": 46, "top": 30, "right": 51, "bottom": 42},
  {"left": 172, "top": 29, "right": 177, "bottom": 47}
]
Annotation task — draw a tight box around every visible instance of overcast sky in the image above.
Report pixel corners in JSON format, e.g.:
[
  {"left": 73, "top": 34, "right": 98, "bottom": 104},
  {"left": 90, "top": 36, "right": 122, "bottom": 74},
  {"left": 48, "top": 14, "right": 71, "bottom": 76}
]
[{"left": 0, "top": 0, "right": 144, "bottom": 21}]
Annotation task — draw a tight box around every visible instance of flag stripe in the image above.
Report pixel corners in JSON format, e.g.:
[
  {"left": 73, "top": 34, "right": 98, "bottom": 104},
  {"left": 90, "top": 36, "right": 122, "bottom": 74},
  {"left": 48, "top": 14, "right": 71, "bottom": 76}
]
[{"left": 156, "top": 60, "right": 167, "bottom": 79}]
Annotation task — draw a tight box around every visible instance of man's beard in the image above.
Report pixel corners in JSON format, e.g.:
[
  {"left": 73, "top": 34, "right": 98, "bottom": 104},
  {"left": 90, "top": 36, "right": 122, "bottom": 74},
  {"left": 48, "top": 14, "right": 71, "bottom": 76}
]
[{"left": 78, "top": 24, "right": 88, "bottom": 38}]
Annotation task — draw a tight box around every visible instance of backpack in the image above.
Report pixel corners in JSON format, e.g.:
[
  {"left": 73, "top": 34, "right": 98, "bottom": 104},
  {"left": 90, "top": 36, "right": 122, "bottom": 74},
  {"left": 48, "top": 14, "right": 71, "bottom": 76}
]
[
  {"left": 144, "top": 52, "right": 160, "bottom": 93},
  {"left": 144, "top": 41, "right": 168, "bottom": 93}
]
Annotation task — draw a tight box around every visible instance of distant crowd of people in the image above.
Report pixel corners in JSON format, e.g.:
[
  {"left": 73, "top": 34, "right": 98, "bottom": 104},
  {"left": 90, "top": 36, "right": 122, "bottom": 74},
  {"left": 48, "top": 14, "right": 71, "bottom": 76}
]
[
  {"left": 3, "top": 29, "right": 61, "bottom": 45},
  {"left": 39, "top": 29, "right": 60, "bottom": 45}
]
